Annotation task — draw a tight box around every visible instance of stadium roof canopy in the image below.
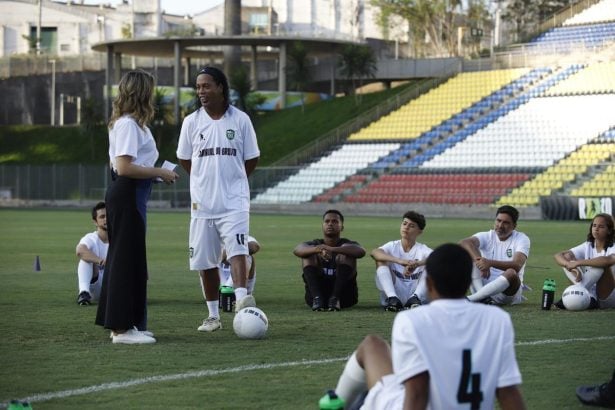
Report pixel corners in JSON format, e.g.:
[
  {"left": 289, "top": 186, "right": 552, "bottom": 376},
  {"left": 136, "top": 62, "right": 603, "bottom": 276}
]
[{"left": 92, "top": 35, "right": 359, "bottom": 122}]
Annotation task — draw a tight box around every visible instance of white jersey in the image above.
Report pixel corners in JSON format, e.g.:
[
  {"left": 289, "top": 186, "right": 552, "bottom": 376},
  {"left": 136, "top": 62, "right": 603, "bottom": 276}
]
[
  {"left": 108, "top": 115, "right": 158, "bottom": 171},
  {"left": 569, "top": 241, "right": 615, "bottom": 271},
  {"left": 474, "top": 230, "right": 530, "bottom": 284},
  {"left": 372, "top": 299, "right": 522, "bottom": 410},
  {"left": 76, "top": 231, "right": 109, "bottom": 264},
  {"left": 378, "top": 240, "right": 432, "bottom": 300},
  {"left": 176, "top": 105, "right": 260, "bottom": 218}
]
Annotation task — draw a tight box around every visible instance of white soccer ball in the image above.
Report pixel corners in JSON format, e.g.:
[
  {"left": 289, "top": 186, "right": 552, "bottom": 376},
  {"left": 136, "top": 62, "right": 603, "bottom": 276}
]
[
  {"left": 233, "top": 307, "right": 269, "bottom": 339},
  {"left": 562, "top": 284, "right": 591, "bottom": 311}
]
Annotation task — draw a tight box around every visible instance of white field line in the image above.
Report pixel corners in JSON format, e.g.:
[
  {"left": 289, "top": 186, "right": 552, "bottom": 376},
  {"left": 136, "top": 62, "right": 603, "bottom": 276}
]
[{"left": 1, "top": 335, "right": 614, "bottom": 408}]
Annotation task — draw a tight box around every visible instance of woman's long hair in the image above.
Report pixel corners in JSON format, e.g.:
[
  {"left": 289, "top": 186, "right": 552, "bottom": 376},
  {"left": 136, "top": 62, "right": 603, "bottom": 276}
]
[{"left": 109, "top": 69, "right": 155, "bottom": 129}]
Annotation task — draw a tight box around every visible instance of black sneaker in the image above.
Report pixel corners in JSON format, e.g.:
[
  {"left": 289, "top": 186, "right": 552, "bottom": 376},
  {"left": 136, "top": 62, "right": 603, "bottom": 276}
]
[
  {"left": 589, "top": 297, "right": 600, "bottom": 310},
  {"left": 554, "top": 298, "right": 566, "bottom": 309},
  {"left": 384, "top": 296, "right": 403, "bottom": 312},
  {"left": 404, "top": 295, "right": 422, "bottom": 309},
  {"left": 312, "top": 296, "right": 324, "bottom": 311},
  {"left": 478, "top": 296, "right": 497, "bottom": 305},
  {"left": 77, "top": 291, "right": 92, "bottom": 306},
  {"left": 328, "top": 296, "right": 341, "bottom": 311},
  {"left": 576, "top": 370, "right": 615, "bottom": 408}
]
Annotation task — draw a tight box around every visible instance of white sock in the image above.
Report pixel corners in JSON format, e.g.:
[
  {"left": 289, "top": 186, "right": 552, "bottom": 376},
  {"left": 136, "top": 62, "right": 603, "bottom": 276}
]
[
  {"left": 235, "top": 287, "right": 248, "bottom": 301},
  {"left": 206, "top": 300, "right": 219, "bottom": 319},
  {"left": 413, "top": 273, "right": 427, "bottom": 302},
  {"left": 580, "top": 266, "right": 604, "bottom": 290},
  {"left": 376, "top": 266, "right": 397, "bottom": 298},
  {"left": 247, "top": 274, "right": 256, "bottom": 295},
  {"left": 470, "top": 266, "right": 484, "bottom": 294},
  {"left": 335, "top": 352, "right": 367, "bottom": 405},
  {"left": 77, "top": 260, "right": 93, "bottom": 294},
  {"left": 468, "top": 275, "right": 510, "bottom": 302},
  {"left": 562, "top": 268, "right": 578, "bottom": 284}
]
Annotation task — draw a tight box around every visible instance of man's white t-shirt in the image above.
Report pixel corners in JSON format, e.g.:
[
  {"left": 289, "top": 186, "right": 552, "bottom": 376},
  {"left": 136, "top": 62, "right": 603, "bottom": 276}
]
[
  {"left": 108, "top": 115, "right": 158, "bottom": 171},
  {"left": 176, "top": 105, "right": 260, "bottom": 218},
  {"left": 362, "top": 299, "right": 522, "bottom": 410},
  {"left": 473, "top": 230, "right": 530, "bottom": 284},
  {"left": 77, "top": 231, "right": 109, "bottom": 265}
]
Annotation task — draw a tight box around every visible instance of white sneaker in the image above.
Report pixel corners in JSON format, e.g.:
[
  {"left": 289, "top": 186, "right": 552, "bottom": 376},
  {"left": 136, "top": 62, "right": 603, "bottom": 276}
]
[
  {"left": 111, "top": 328, "right": 156, "bottom": 344},
  {"left": 235, "top": 295, "right": 256, "bottom": 312},
  {"left": 197, "top": 317, "right": 222, "bottom": 332},
  {"left": 109, "top": 327, "right": 155, "bottom": 339}
]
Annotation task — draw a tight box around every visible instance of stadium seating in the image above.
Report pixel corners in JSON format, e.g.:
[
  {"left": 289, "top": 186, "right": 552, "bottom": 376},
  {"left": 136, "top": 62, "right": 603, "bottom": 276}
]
[
  {"left": 545, "top": 61, "right": 615, "bottom": 95},
  {"left": 563, "top": 0, "right": 615, "bottom": 26},
  {"left": 528, "top": 21, "right": 615, "bottom": 53},
  {"left": 252, "top": 143, "right": 399, "bottom": 204}
]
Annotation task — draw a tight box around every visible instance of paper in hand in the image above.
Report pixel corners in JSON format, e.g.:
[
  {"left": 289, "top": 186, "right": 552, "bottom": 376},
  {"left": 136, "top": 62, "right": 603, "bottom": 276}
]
[{"left": 155, "top": 160, "right": 178, "bottom": 182}]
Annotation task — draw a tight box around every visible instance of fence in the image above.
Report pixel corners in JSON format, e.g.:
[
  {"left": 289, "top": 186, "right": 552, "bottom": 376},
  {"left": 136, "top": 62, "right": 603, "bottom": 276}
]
[{"left": 0, "top": 164, "right": 306, "bottom": 206}]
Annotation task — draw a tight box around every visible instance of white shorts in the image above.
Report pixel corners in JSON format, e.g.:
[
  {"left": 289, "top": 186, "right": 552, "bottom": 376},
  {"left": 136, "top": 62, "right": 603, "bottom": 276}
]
[
  {"left": 361, "top": 374, "right": 403, "bottom": 410},
  {"left": 599, "top": 288, "right": 615, "bottom": 308},
  {"left": 189, "top": 212, "right": 249, "bottom": 271}
]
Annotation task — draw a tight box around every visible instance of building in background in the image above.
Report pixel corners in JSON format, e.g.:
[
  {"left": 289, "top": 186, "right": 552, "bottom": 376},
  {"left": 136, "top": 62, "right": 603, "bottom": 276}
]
[{"left": 0, "top": 0, "right": 406, "bottom": 57}]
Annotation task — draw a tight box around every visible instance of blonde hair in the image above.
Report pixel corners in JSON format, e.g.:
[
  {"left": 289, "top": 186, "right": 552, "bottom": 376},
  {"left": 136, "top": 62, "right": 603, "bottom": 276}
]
[{"left": 109, "top": 69, "right": 155, "bottom": 129}]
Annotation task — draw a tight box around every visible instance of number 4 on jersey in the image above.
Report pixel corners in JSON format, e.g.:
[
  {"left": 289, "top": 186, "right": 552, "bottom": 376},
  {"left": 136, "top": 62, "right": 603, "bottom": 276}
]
[{"left": 457, "top": 349, "right": 483, "bottom": 409}]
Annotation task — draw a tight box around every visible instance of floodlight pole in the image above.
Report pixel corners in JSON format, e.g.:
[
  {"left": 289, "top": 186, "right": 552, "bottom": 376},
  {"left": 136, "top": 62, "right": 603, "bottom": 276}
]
[{"left": 50, "top": 59, "right": 56, "bottom": 126}]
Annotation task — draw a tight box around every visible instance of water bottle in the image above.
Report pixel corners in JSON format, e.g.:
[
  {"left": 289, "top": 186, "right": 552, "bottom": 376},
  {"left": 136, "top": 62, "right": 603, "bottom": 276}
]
[
  {"left": 542, "top": 279, "right": 556, "bottom": 310},
  {"left": 219, "top": 285, "right": 236, "bottom": 312}
]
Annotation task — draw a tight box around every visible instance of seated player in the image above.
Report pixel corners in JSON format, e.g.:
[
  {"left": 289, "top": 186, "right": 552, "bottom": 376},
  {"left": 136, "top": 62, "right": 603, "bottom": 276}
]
[
  {"left": 293, "top": 210, "right": 365, "bottom": 311},
  {"left": 371, "top": 211, "right": 432, "bottom": 312},
  {"left": 75, "top": 202, "right": 108, "bottom": 305}
]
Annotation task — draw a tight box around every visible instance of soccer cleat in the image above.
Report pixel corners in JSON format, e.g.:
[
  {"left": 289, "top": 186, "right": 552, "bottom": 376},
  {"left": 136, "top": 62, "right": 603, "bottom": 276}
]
[
  {"left": 576, "top": 370, "right": 615, "bottom": 408},
  {"left": 111, "top": 328, "right": 156, "bottom": 344},
  {"left": 478, "top": 296, "right": 497, "bottom": 305},
  {"left": 319, "top": 389, "right": 345, "bottom": 410},
  {"left": 328, "top": 296, "right": 340, "bottom": 311},
  {"left": 235, "top": 295, "right": 256, "bottom": 312},
  {"left": 110, "top": 327, "right": 155, "bottom": 339},
  {"left": 77, "top": 291, "right": 92, "bottom": 306},
  {"left": 7, "top": 401, "right": 33, "bottom": 410},
  {"left": 312, "top": 296, "right": 324, "bottom": 311},
  {"left": 553, "top": 299, "right": 566, "bottom": 309},
  {"left": 404, "top": 294, "right": 422, "bottom": 310},
  {"left": 589, "top": 297, "right": 600, "bottom": 310},
  {"left": 197, "top": 317, "right": 222, "bottom": 332},
  {"left": 384, "top": 296, "right": 403, "bottom": 312}
]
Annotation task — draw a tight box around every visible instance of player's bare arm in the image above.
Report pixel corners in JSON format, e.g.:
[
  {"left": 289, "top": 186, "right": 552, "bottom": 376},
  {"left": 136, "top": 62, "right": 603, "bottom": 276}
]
[
  {"left": 496, "top": 385, "right": 527, "bottom": 410},
  {"left": 403, "top": 372, "right": 429, "bottom": 410},
  {"left": 179, "top": 158, "right": 191, "bottom": 175},
  {"left": 115, "top": 155, "right": 178, "bottom": 184},
  {"left": 326, "top": 243, "right": 366, "bottom": 259},
  {"left": 76, "top": 244, "right": 105, "bottom": 266},
  {"left": 487, "top": 252, "right": 527, "bottom": 273},
  {"left": 245, "top": 157, "right": 259, "bottom": 177},
  {"left": 370, "top": 248, "right": 407, "bottom": 265}
]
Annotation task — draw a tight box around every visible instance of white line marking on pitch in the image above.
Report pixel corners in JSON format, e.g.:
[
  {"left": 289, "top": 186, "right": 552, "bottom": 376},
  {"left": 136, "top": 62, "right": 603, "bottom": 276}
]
[{"left": 1, "top": 335, "right": 614, "bottom": 408}]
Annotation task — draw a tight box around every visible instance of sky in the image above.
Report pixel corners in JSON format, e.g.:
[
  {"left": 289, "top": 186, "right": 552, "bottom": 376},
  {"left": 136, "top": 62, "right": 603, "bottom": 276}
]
[{"left": 82, "top": 0, "right": 223, "bottom": 16}]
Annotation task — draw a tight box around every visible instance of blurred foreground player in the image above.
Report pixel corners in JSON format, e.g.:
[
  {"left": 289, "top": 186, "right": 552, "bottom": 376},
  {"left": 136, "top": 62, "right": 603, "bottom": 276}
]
[{"left": 320, "top": 243, "right": 525, "bottom": 410}]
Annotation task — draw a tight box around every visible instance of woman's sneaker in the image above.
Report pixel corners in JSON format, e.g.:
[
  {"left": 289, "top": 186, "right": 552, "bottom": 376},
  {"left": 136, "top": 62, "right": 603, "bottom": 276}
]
[{"left": 112, "top": 328, "right": 156, "bottom": 344}]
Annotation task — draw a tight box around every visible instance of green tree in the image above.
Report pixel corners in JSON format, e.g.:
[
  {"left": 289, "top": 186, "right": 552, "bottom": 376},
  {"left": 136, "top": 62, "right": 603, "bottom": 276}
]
[
  {"left": 371, "top": 0, "right": 463, "bottom": 56},
  {"left": 338, "top": 44, "right": 377, "bottom": 105},
  {"left": 286, "top": 41, "right": 311, "bottom": 113},
  {"left": 80, "top": 98, "right": 104, "bottom": 160},
  {"left": 502, "top": 0, "right": 571, "bottom": 42},
  {"left": 229, "top": 65, "right": 252, "bottom": 113}
]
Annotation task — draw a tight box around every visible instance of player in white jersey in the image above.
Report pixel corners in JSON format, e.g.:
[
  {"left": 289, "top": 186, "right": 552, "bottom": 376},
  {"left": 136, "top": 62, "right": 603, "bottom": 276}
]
[
  {"left": 371, "top": 211, "right": 432, "bottom": 311},
  {"left": 218, "top": 235, "right": 260, "bottom": 293},
  {"left": 460, "top": 205, "right": 530, "bottom": 305},
  {"left": 177, "top": 66, "right": 260, "bottom": 333},
  {"left": 554, "top": 213, "right": 615, "bottom": 309},
  {"left": 319, "top": 243, "right": 526, "bottom": 410},
  {"left": 75, "top": 202, "right": 109, "bottom": 305}
]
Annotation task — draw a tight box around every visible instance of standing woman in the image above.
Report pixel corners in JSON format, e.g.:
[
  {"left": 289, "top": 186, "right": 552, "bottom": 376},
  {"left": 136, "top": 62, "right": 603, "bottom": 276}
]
[{"left": 96, "top": 70, "right": 178, "bottom": 344}]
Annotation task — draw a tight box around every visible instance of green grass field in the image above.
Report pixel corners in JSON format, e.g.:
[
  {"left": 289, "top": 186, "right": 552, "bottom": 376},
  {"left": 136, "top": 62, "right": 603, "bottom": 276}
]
[{"left": 0, "top": 209, "right": 614, "bottom": 409}]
